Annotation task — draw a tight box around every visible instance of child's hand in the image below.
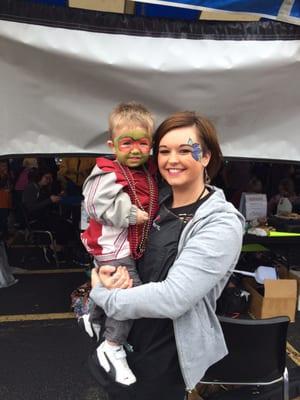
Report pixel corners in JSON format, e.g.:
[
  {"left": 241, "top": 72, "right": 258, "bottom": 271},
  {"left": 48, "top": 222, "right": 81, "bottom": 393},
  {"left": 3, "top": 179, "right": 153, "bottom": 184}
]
[
  {"left": 136, "top": 209, "right": 149, "bottom": 225},
  {"left": 97, "top": 266, "right": 132, "bottom": 289}
]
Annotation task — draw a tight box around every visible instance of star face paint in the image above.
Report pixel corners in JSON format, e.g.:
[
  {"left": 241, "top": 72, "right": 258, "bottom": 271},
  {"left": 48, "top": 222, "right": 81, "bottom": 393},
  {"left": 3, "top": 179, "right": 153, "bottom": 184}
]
[
  {"left": 113, "top": 130, "right": 152, "bottom": 167},
  {"left": 187, "top": 138, "right": 202, "bottom": 161}
]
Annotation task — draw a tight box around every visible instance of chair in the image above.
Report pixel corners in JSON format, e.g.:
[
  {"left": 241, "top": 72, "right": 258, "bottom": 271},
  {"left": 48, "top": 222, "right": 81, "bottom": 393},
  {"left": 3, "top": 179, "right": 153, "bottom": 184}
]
[
  {"left": 19, "top": 205, "right": 60, "bottom": 268},
  {"left": 195, "top": 316, "right": 290, "bottom": 400}
]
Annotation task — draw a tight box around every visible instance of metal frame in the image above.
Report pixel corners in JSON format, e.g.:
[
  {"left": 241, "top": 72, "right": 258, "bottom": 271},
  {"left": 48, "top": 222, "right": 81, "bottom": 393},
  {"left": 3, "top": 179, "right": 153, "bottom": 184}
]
[
  {"left": 28, "top": 229, "right": 60, "bottom": 268},
  {"left": 186, "top": 316, "right": 290, "bottom": 400},
  {"left": 198, "top": 366, "right": 289, "bottom": 400},
  {"left": 20, "top": 205, "right": 60, "bottom": 268}
]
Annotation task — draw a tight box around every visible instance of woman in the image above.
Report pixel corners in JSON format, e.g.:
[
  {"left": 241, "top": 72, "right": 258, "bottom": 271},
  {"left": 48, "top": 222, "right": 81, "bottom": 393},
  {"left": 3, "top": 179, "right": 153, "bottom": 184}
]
[
  {"left": 89, "top": 111, "right": 244, "bottom": 399},
  {"left": 22, "top": 168, "right": 75, "bottom": 250},
  {"left": 268, "top": 177, "right": 298, "bottom": 215}
]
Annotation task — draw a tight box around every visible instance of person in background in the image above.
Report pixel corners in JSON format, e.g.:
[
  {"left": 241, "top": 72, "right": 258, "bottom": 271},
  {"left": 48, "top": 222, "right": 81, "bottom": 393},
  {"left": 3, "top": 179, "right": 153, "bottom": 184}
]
[
  {"left": 22, "top": 168, "right": 75, "bottom": 254},
  {"left": 13, "top": 158, "right": 38, "bottom": 228},
  {"left": 80, "top": 102, "right": 158, "bottom": 386},
  {"left": 268, "top": 177, "right": 298, "bottom": 215},
  {"left": 58, "top": 157, "right": 95, "bottom": 229},
  {"left": 0, "top": 159, "right": 13, "bottom": 238},
  {"left": 89, "top": 111, "right": 244, "bottom": 400},
  {"left": 1, "top": 159, "right": 18, "bottom": 287},
  {"left": 0, "top": 239, "right": 18, "bottom": 288},
  {"left": 9, "top": 158, "right": 24, "bottom": 187},
  {"left": 222, "top": 161, "right": 251, "bottom": 201},
  {"left": 231, "top": 176, "right": 263, "bottom": 209},
  {"left": 37, "top": 157, "right": 63, "bottom": 198}
]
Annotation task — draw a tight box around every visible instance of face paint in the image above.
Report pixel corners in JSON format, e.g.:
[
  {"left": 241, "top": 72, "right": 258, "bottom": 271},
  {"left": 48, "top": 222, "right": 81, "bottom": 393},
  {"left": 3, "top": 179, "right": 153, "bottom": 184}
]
[
  {"left": 187, "top": 138, "right": 202, "bottom": 161},
  {"left": 113, "top": 130, "right": 152, "bottom": 167}
]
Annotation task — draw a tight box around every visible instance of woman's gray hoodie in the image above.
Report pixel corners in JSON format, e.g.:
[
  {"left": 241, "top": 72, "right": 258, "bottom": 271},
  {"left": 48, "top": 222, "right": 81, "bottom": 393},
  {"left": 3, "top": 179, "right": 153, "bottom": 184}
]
[{"left": 90, "top": 187, "right": 245, "bottom": 390}]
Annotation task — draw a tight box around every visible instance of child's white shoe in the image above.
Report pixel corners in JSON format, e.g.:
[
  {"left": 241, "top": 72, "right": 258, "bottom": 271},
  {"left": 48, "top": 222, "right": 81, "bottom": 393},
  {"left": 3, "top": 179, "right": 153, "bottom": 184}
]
[
  {"left": 78, "top": 314, "right": 101, "bottom": 342},
  {"left": 96, "top": 341, "right": 136, "bottom": 386}
]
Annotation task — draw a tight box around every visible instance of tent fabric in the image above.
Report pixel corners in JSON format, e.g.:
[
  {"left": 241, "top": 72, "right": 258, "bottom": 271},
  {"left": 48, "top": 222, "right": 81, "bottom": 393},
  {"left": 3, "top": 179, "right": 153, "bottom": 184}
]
[
  {"left": 2, "top": 0, "right": 300, "bottom": 39},
  {"left": 0, "top": 0, "right": 300, "bottom": 161},
  {"left": 136, "top": 0, "right": 300, "bottom": 26}
]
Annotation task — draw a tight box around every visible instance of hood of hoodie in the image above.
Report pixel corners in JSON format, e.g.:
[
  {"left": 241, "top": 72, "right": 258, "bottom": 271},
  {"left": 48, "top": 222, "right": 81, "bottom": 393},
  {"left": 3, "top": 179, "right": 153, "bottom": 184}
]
[
  {"left": 160, "top": 184, "right": 245, "bottom": 231},
  {"left": 194, "top": 186, "right": 245, "bottom": 228}
]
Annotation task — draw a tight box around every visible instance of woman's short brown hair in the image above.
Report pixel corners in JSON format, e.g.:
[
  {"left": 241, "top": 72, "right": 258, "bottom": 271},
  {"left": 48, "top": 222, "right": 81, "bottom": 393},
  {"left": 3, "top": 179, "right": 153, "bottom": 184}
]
[{"left": 153, "top": 111, "right": 223, "bottom": 180}]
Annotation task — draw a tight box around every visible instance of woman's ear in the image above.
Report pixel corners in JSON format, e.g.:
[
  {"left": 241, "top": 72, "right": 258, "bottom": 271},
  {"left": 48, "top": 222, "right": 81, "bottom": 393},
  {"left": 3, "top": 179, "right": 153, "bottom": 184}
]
[{"left": 201, "top": 151, "right": 211, "bottom": 168}]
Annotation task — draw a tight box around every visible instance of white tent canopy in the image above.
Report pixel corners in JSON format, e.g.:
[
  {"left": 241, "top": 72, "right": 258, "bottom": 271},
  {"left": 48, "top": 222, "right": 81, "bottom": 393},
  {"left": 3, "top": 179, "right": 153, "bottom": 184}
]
[{"left": 1, "top": 1, "right": 300, "bottom": 161}]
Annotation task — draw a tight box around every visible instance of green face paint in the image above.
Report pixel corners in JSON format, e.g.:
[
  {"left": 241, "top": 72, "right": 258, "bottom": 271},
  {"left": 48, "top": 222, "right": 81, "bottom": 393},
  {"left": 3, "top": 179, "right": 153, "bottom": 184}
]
[{"left": 113, "top": 130, "right": 152, "bottom": 167}]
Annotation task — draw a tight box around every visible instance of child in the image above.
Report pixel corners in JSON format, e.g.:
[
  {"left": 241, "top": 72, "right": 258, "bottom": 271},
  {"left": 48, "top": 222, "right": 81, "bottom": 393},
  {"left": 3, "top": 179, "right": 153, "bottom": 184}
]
[{"left": 80, "top": 102, "right": 158, "bottom": 386}]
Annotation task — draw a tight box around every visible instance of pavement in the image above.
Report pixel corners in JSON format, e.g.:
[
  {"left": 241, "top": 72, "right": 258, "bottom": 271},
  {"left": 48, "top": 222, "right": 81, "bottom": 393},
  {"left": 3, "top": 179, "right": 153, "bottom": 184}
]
[
  {"left": 0, "top": 319, "right": 107, "bottom": 400},
  {"left": 0, "top": 266, "right": 107, "bottom": 400},
  {"left": 1, "top": 246, "right": 300, "bottom": 400}
]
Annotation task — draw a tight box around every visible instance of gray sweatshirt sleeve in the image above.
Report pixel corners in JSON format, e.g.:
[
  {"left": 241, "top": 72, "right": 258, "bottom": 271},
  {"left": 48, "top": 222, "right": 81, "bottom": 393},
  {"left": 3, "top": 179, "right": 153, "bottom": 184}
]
[
  {"left": 83, "top": 165, "right": 137, "bottom": 228},
  {"left": 90, "top": 214, "right": 243, "bottom": 320}
]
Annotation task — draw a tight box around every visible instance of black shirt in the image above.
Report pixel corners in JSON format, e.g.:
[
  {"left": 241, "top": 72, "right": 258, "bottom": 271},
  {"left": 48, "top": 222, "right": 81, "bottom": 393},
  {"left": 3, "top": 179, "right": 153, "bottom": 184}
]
[{"left": 127, "top": 190, "right": 213, "bottom": 384}]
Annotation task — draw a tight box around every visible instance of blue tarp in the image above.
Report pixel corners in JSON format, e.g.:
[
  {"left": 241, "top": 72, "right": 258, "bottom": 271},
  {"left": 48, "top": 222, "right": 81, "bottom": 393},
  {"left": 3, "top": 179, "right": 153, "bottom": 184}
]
[
  {"left": 23, "top": 0, "right": 300, "bottom": 25},
  {"left": 135, "top": 3, "right": 200, "bottom": 19},
  {"left": 136, "top": 0, "right": 300, "bottom": 25},
  {"left": 140, "top": 0, "right": 285, "bottom": 15},
  {"left": 25, "top": 0, "right": 66, "bottom": 5}
]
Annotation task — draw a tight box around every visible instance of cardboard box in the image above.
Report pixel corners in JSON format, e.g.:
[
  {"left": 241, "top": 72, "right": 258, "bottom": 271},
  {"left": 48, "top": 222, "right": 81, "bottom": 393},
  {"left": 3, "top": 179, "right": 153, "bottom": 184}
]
[
  {"left": 289, "top": 269, "right": 300, "bottom": 311},
  {"left": 243, "top": 277, "right": 297, "bottom": 322}
]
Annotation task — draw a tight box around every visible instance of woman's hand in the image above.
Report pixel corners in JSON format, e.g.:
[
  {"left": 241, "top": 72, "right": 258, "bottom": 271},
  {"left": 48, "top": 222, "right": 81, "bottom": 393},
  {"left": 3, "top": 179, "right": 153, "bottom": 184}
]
[
  {"left": 91, "top": 267, "right": 102, "bottom": 288},
  {"left": 91, "top": 265, "right": 133, "bottom": 289}
]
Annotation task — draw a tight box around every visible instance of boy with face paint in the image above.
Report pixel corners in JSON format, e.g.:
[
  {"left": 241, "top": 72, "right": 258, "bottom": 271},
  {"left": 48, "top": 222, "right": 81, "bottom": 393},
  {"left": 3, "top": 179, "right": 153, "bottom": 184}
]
[{"left": 80, "top": 102, "right": 158, "bottom": 386}]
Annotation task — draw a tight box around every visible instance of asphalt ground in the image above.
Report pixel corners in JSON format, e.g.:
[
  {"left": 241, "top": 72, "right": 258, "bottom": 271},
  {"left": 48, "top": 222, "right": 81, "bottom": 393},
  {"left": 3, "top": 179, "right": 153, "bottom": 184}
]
[
  {"left": 0, "top": 319, "right": 107, "bottom": 400},
  {"left": 1, "top": 257, "right": 300, "bottom": 399},
  {"left": 0, "top": 268, "right": 107, "bottom": 400},
  {"left": 0, "top": 271, "right": 86, "bottom": 315}
]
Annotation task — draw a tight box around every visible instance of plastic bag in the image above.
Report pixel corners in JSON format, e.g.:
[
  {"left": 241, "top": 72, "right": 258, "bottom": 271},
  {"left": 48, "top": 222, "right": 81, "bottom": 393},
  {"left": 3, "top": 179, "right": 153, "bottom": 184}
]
[{"left": 70, "top": 281, "right": 92, "bottom": 318}]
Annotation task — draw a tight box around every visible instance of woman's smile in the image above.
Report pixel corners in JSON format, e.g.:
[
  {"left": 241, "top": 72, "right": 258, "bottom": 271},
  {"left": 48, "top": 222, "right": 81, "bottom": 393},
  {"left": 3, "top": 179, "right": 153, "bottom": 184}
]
[{"left": 166, "top": 168, "right": 185, "bottom": 176}]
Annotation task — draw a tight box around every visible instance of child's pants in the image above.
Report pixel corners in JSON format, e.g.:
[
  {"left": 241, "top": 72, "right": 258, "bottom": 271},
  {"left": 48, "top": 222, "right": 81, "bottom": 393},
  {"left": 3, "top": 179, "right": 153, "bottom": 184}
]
[{"left": 90, "top": 256, "right": 142, "bottom": 344}]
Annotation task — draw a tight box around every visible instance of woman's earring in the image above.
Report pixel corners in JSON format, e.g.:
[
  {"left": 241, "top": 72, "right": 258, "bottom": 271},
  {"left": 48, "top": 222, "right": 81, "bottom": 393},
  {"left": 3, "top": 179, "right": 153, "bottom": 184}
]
[{"left": 204, "top": 167, "right": 211, "bottom": 184}]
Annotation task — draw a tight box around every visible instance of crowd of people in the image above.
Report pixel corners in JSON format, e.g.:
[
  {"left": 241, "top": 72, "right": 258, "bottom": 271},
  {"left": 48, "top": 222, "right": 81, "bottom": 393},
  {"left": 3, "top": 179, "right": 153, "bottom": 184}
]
[
  {"left": 0, "top": 156, "right": 95, "bottom": 262},
  {"left": 1, "top": 155, "right": 299, "bottom": 245},
  {"left": 218, "top": 161, "right": 300, "bottom": 216}
]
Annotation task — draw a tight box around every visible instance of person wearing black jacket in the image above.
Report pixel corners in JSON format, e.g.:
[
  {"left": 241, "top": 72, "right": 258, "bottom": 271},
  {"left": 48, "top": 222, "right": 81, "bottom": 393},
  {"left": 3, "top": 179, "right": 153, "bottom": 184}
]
[{"left": 22, "top": 168, "right": 74, "bottom": 249}]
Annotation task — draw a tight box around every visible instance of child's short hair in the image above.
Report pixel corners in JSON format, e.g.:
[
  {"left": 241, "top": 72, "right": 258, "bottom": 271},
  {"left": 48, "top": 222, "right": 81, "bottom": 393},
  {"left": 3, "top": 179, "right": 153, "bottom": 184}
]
[{"left": 109, "top": 102, "right": 154, "bottom": 138}]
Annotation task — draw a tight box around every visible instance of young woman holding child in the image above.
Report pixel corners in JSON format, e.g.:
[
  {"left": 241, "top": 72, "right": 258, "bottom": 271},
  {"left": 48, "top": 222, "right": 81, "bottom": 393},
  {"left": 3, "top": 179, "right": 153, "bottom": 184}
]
[{"left": 89, "top": 111, "right": 244, "bottom": 400}]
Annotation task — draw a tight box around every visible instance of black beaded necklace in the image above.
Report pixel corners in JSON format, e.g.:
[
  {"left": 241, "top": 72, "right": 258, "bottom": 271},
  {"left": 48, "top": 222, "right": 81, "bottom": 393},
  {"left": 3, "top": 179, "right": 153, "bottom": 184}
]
[{"left": 174, "top": 185, "right": 208, "bottom": 224}]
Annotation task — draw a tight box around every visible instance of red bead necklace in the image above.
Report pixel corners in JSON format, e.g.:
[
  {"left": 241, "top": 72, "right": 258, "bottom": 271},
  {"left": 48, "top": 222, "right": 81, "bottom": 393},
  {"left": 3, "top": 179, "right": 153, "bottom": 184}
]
[{"left": 117, "top": 161, "right": 158, "bottom": 259}]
